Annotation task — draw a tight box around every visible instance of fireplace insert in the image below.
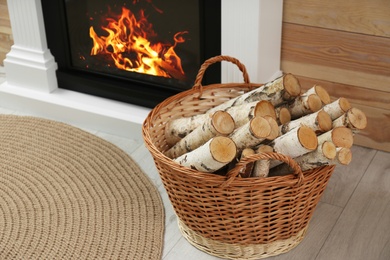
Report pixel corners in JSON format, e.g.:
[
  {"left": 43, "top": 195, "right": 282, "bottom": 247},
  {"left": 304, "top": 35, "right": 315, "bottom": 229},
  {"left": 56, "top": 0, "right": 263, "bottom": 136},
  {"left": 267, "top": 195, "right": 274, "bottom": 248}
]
[{"left": 41, "top": 0, "right": 221, "bottom": 108}]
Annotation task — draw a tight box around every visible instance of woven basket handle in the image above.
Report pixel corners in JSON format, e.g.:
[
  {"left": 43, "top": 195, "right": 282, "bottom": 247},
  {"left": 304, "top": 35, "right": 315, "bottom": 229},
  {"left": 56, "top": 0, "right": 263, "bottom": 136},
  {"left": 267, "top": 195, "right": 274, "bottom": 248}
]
[
  {"left": 192, "top": 55, "right": 250, "bottom": 97},
  {"left": 221, "top": 152, "right": 304, "bottom": 188}
]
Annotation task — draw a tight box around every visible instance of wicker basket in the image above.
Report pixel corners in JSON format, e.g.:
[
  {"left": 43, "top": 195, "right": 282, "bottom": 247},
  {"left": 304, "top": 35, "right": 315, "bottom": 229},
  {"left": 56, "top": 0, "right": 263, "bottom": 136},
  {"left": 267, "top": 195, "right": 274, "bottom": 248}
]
[{"left": 142, "top": 55, "right": 335, "bottom": 259}]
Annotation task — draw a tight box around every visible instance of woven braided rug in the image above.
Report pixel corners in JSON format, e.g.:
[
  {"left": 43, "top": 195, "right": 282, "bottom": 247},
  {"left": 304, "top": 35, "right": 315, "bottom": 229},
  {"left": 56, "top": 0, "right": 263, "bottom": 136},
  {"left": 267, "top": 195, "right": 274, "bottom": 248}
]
[{"left": 0, "top": 115, "right": 164, "bottom": 259}]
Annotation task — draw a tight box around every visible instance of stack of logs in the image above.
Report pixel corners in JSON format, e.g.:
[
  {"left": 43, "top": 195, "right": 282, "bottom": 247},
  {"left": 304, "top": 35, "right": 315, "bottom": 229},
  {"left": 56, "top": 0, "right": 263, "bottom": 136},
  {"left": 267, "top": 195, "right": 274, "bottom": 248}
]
[{"left": 163, "top": 73, "right": 367, "bottom": 178}]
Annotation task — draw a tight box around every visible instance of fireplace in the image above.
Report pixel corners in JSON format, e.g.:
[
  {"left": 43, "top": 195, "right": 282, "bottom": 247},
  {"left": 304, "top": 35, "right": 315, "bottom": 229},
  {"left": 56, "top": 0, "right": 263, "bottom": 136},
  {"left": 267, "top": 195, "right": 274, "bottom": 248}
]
[
  {"left": 0, "top": 0, "right": 283, "bottom": 138},
  {"left": 41, "top": 0, "right": 221, "bottom": 108}
]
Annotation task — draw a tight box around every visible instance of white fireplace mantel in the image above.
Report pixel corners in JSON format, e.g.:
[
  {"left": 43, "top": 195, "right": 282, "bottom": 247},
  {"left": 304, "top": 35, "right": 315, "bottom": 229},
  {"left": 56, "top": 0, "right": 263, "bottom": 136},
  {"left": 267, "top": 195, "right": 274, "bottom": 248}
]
[{"left": 0, "top": 0, "right": 283, "bottom": 140}]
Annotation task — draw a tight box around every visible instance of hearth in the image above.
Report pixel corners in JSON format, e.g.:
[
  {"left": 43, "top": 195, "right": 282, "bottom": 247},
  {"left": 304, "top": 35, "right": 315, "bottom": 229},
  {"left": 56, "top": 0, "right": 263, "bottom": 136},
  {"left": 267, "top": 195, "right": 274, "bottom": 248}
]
[{"left": 41, "top": 0, "right": 221, "bottom": 108}]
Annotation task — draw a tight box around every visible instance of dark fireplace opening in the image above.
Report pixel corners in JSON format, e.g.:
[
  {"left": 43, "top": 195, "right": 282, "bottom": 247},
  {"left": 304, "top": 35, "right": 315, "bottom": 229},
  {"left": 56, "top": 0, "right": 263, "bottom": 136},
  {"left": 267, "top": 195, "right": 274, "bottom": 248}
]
[{"left": 41, "top": 0, "right": 221, "bottom": 108}]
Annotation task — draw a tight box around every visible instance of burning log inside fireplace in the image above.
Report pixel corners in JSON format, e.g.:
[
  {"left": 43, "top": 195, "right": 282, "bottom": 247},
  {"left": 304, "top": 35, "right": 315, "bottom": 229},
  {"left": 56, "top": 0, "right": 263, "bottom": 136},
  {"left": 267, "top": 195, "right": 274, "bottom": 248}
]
[{"left": 89, "top": 6, "right": 188, "bottom": 80}]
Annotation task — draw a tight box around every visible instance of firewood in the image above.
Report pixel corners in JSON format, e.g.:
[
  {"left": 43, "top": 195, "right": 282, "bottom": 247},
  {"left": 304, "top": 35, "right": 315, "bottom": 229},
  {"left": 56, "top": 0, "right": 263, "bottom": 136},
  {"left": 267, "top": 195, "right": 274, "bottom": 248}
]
[
  {"left": 332, "top": 107, "right": 367, "bottom": 133},
  {"left": 165, "top": 74, "right": 300, "bottom": 144},
  {"left": 270, "top": 141, "right": 336, "bottom": 176},
  {"left": 254, "top": 100, "right": 277, "bottom": 120},
  {"left": 322, "top": 97, "right": 351, "bottom": 120},
  {"left": 225, "top": 101, "right": 258, "bottom": 128},
  {"left": 213, "top": 100, "right": 276, "bottom": 130},
  {"left": 252, "top": 145, "right": 274, "bottom": 177},
  {"left": 165, "top": 113, "right": 208, "bottom": 146},
  {"left": 305, "top": 85, "right": 331, "bottom": 105},
  {"left": 275, "top": 106, "right": 291, "bottom": 125},
  {"left": 334, "top": 147, "right": 352, "bottom": 165},
  {"left": 269, "top": 126, "right": 318, "bottom": 168},
  {"left": 263, "top": 115, "right": 280, "bottom": 140},
  {"left": 287, "top": 93, "right": 323, "bottom": 119},
  {"left": 238, "top": 148, "right": 256, "bottom": 178},
  {"left": 165, "top": 111, "right": 235, "bottom": 159},
  {"left": 207, "top": 73, "right": 301, "bottom": 115},
  {"left": 174, "top": 136, "right": 237, "bottom": 173},
  {"left": 317, "top": 126, "right": 354, "bottom": 149},
  {"left": 229, "top": 116, "right": 275, "bottom": 152},
  {"left": 279, "top": 109, "right": 332, "bottom": 135}
]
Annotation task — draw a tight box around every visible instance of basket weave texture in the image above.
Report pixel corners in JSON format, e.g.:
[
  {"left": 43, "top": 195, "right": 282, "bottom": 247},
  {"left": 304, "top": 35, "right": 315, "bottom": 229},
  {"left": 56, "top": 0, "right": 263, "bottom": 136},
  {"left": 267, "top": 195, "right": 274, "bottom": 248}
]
[{"left": 142, "top": 56, "right": 335, "bottom": 259}]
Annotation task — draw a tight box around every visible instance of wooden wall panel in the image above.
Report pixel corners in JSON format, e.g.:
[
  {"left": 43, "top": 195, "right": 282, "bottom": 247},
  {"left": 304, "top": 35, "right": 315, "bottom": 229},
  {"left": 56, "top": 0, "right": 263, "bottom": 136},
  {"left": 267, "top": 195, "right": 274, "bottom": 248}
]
[
  {"left": 283, "top": 0, "right": 390, "bottom": 37},
  {"left": 282, "top": 23, "right": 390, "bottom": 86},
  {"left": 282, "top": 1, "right": 390, "bottom": 152}
]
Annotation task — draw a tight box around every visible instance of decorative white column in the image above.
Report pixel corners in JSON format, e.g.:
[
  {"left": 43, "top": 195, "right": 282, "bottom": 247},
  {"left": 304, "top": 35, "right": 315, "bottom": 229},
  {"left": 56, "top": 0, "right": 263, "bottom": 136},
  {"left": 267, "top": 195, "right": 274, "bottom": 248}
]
[
  {"left": 4, "top": 0, "right": 57, "bottom": 92},
  {"left": 222, "top": 0, "right": 283, "bottom": 84}
]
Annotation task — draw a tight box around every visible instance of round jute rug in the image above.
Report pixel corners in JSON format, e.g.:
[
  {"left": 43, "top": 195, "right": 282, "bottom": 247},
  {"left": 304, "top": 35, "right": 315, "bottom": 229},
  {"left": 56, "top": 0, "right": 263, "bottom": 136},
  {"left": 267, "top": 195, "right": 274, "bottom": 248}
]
[{"left": 0, "top": 115, "right": 164, "bottom": 259}]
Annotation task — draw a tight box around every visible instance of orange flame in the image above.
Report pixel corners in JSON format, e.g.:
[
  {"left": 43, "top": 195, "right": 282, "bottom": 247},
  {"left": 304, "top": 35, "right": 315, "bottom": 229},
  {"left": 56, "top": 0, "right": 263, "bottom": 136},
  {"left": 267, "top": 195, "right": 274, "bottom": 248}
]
[{"left": 89, "top": 7, "right": 187, "bottom": 80}]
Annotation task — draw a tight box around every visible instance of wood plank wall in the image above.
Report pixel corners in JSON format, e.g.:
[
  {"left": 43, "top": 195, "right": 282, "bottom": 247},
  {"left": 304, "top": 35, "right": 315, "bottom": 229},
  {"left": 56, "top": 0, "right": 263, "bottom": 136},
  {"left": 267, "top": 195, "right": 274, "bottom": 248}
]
[
  {"left": 281, "top": 0, "right": 390, "bottom": 152},
  {"left": 0, "top": 0, "right": 12, "bottom": 66}
]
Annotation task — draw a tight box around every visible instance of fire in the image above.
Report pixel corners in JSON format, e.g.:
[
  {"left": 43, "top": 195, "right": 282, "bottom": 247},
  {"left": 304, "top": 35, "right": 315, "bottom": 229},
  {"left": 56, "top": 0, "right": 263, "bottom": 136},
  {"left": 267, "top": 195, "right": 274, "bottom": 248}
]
[{"left": 89, "top": 7, "right": 187, "bottom": 80}]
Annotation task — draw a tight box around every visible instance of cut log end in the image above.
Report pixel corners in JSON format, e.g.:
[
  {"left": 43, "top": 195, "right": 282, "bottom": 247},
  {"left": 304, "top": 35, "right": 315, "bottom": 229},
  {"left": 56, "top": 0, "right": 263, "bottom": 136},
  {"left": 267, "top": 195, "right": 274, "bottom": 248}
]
[
  {"left": 317, "top": 110, "right": 333, "bottom": 133},
  {"left": 254, "top": 100, "right": 277, "bottom": 120},
  {"left": 283, "top": 73, "right": 302, "bottom": 99},
  {"left": 314, "top": 85, "right": 331, "bottom": 104},
  {"left": 339, "top": 97, "right": 352, "bottom": 113},
  {"left": 210, "top": 136, "right": 237, "bottom": 163},
  {"left": 250, "top": 116, "right": 272, "bottom": 139},
  {"left": 307, "top": 94, "right": 323, "bottom": 113},
  {"left": 322, "top": 141, "right": 337, "bottom": 160},
  {"left": 211, "top": 110, "right": 236, "bottom": 135},
  {"left": 348, "top": 107, "right": 367, "bottom": 130},
  {"left": 332, "top": 126, "right": 354, "bottom": 148},
  {"left": 263, "top": 116, "right": 279, "bottom": 140},
  {"left": 298, "top": 126, "right": 318, "bottom": 151},
  {"left": 278, "top": 107, "right": 291, "bottom": 125},
  {"left": 337, "top": 147, "right": 352, "bottom": 165},
  {"left": 257, "top": 144, "right": 274, "bottom": 153}
]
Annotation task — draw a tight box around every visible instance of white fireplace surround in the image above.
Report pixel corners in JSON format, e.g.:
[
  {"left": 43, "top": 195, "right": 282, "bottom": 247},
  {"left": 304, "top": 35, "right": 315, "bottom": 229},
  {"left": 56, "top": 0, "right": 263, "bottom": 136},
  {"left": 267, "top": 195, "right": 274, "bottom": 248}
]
[{"left": 0, "top": 0, "right": 283, "bottom": 140}]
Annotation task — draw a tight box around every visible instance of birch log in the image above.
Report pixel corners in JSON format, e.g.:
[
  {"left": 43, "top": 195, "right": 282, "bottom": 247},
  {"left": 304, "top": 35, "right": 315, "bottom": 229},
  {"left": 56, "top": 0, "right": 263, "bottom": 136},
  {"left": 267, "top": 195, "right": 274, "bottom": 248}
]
[
  {"left": 322, "top": 97, "right": 351, "bottom": 120},
  {"left": 229, "top": 116, "right": 274, "bottom": 152},
  {"left": 305, "top": 85, "right": 331, "bottom": 105},
  {"left": 317, "top": 126, "right": 354, "bottom": 148},
  {"left": 269, "top": 126, "right": 318, "bottom": 168},
  {"left": 334, "top": 147, "right": 353, "bottom": 165},
  {"left": 254, "top": 100, "right": 277, "bottom": 120},
  {"left": 270, "top": 141, "right": 336, "bottom": 176},
  {"left": 252, "top": 145, "right": 274, "bottom": 177},
  {"left": 165, "top": 74, "right": 300, "bottom": 143},
  {"left": 165, "top": 113, "right": 208, "bottom": 146},
  {"left": 207, "top": 73, "right": 301, "bottom": 115},
  {"left": 279, "top": 109, "right": 332, "bottom": 135},
  {"left": 263, "top": 115, "right": 280, "bottom": 140},
  {"left": 165, "top": 111, "right": 235, "bottom": 158},
  {"left": 332, "top": 107, "right": 367, "bottom": 133},
  {"left": 238, "top": 148, "right": 256, "bottom": 178},
  {"left": 174, "top": 136, "right": 237, "bottom": 173},
  {"left": 287, "top": 94, "right": 323, "bottom": 119},
  {"left": 225, "top": 101, "right": 258, "bottom": 128}
]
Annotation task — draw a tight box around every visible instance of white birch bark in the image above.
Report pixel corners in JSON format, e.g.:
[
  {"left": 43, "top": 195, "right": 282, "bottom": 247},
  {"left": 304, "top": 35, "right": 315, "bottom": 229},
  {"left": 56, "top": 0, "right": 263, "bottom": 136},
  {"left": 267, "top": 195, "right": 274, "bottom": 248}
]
[
  {"left": 269, "top": 126, "right": 318, "bottom": 168},
  {"left": 305, "top": 85, "right": 331, "bottom": 105},
  {"left": 322, "top": 97, "right": 351, "bottom": 120},
  {"left": 165, "top": 111, "right": 235, "bottom": 158},
  {"left": 207, "top": 73, "right": 301, "bottom": 115},
  {"left": 317, "top": 126, "right": 354, "bottom": 148},
  {"left": 332, "top": 107, "right": 367, "bottom": 132},
  {"left": 252, "top": 145, "right": 274, "bottom": 177},
  {"left": 174, "top": 136, "right": 237, "bottom": 173},
  {"left": 288, "top": 94, "right": 323, "bottom": 119},
  {"left": 229, "top": 116, "right": 271, "bottom": 152},
  {"left": 279, "top": 109, "right": 332, "bottom": 135}
]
